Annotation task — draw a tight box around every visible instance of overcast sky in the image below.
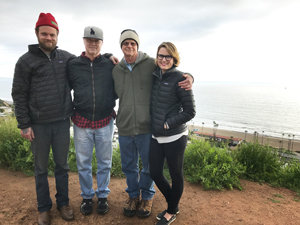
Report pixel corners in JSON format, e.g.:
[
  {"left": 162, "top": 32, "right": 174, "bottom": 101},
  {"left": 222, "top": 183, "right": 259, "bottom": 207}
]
[{"left": 0, "top": 0, "right": 299, "bottom": 84}]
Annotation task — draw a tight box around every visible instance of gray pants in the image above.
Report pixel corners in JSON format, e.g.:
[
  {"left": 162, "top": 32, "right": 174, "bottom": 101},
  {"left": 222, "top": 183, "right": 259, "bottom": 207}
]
[{"left": 31, "top": 119, "right": 70, "bottom": 212}]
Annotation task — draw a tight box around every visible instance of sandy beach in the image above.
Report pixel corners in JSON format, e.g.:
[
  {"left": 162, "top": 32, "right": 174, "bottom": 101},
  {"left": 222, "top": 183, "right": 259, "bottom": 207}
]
[{"left": 188, "top": 125, "right": 300, "bottom": 153}]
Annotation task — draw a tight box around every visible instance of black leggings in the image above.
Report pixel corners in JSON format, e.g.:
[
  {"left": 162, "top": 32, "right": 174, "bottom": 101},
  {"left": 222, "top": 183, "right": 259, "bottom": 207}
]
[{"left": 149, "top": 135, "right": 187, "bottom": 214}]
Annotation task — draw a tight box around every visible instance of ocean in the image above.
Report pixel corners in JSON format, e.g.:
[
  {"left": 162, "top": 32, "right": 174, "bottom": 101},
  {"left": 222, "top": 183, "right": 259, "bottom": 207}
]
[
  {"left": 1, "top": 78, "right": 299, "bottom": 140},
  {"left": 191, "top": 82, "right": 300, "bottom": 140},
  {"left": 0, "top": 78, "right": 13, "bottom": 103}
]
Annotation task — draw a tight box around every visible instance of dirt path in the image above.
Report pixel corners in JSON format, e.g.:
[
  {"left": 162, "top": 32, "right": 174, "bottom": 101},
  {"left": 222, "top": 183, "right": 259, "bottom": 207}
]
[{"left": 0, "top": 168, "right": 299, "bottom": 225}]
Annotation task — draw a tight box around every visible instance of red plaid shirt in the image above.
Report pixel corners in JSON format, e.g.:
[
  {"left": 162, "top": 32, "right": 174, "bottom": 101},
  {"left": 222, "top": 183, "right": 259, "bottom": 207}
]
[
  {"left": 71, "top": 51, "right": 116, "bottom": 129},
  {"left": 72, "top": 111, "right": 116, "bottom": 129}
]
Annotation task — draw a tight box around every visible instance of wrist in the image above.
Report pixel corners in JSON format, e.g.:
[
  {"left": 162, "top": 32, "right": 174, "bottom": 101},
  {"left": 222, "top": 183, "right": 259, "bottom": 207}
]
[{"left": 164, "top": 122, "right": 169, "bottom": 129}]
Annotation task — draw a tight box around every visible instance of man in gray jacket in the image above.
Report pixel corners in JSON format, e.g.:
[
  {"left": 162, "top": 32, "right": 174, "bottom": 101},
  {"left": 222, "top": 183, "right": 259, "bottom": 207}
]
[{"left": 112, "top": 29, "right": 193, "bottom": 218}]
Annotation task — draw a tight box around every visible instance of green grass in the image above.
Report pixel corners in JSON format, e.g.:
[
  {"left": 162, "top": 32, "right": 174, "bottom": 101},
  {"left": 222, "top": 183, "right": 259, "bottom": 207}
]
[
  {"left": 273, "top": 194, "right": 285, "bottom": 199},
  {"left": 270, "top": 199, "right": 280, "bottom": 203}
]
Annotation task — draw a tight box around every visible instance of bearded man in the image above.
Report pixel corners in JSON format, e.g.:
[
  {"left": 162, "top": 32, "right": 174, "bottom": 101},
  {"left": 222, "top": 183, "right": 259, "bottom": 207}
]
[{"left": 12, "top": 13, "right": 75, "bottom": 225}]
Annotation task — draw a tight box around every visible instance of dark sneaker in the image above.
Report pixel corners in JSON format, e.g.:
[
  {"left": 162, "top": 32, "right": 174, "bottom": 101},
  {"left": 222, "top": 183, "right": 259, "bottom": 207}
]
[
  {"left": 156, "top": 207, "right": 179, "bottom": 220},
  {"left": 137, "top": 199, "right": 153, "bottom": 217},
  {"left": 80, "top": 199, "right": 93, "bottom": 215},
  {"left": 97, "top": 198, "right": 109, "bottom": 214},
  {"left": 156, "top": 214, "right": 176, "bottom": 225},
  {"left": 123, "top": 196, "right": 140, "bottom": 217}
]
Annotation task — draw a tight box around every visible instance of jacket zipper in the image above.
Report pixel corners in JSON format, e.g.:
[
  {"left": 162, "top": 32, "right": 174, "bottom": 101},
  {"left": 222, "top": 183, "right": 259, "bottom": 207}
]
[
  {"left": 91, "top": 62, "right": 96, "bottom": 121},
  {"left": 153, "top": 77, "right": 163, "bottom": 134},
  {"left": 131, "top": 70, "right": 138, "bottom": 135}
]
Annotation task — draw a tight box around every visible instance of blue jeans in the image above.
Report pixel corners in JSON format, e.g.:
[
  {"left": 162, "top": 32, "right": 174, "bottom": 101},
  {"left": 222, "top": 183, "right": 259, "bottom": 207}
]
[
  {"left": 31, "top": 119, "right": 70, "bottom": 212},
  {"left": 118, "top": 133, "right": 155, "bottom": 200},
  {"left": 73, "top": 118, "right": 114, "bottom": 199}
]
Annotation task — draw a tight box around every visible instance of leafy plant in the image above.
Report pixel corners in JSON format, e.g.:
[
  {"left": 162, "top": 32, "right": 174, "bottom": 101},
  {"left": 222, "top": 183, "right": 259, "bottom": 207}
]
[
  {"left": 0, "top": 117, "right": 33, "bottom": 172},
  {"left": 233, "top": 141, "right": 285, "bottom": 184},
  {"left": 111, "top": 145, "right": 125, "bottom": 178},
  {"left": 184, "top": 139, "right": 245, "bottom": 190},
  {"left": 278, "top": 158, "right": 300, "bottom": 192}
]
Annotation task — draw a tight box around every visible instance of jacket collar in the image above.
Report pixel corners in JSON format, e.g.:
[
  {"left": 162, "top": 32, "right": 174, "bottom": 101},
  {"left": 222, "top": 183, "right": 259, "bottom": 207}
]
[
  {"left": 28, "top": 44, "right": 58, "bottom": 57},
  {"left": 81, "top": 51, "right": 101, "bottom": 61},
  {"left": 153, "top": 66, "right": 177, "bottom": 79},
  {"left": 120, "top": 51, "right": 149, "bottom": 69}
]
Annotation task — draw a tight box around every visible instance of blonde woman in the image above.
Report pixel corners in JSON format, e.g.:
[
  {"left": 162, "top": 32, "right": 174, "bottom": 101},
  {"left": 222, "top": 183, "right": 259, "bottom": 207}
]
[{"left": 149, "top": 42, "right": 196, "bottom": 225}]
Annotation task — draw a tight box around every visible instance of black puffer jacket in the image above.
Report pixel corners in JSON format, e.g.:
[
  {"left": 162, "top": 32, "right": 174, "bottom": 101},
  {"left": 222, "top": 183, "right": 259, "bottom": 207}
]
[
  {"left": 12, "top": 44, "right": 76, "bottom": 129},
  {"left": 150, "top": 67, "right": 196, "bottom": 137},
  {"left": 67, "top": 55, "right": 116, "bottom": 121}
]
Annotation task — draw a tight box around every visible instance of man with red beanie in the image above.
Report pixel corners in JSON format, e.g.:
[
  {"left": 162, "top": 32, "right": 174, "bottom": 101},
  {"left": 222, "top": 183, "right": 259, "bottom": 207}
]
[{"left": 12, "top": 13, "right": 75, "bottom": 225}]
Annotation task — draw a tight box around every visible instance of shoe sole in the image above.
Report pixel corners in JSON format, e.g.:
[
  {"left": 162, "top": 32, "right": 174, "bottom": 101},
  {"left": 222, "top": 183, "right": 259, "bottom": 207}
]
[
  {"left": 80, "top": 209, "right": 92, "bottom": 215},
  {"left": 137, "top": 211, "right": 151, "bottom": 217},
  {"left": 167, "top": 216, "right": 176, "bottom": 225},
  {"left": 97, "top": 207, "right": 109, "bottom": 215},
  {"left": 123, "top": 209, "right": 136, "bottom": 217}
]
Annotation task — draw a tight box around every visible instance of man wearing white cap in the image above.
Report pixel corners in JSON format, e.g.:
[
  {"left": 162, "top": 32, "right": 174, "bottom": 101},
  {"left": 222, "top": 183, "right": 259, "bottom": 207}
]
[
  {"left": 112, "top": 29, "right": 193, "bottom": 218},
  {"left": 67, "top": 26, "right": 117, "bottom": 216}
]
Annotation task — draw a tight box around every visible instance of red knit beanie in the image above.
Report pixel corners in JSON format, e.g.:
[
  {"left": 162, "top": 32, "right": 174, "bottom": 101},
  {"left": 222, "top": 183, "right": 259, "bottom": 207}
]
[{"left": 35, "top": 13, "right": 59, "bottom": 31}]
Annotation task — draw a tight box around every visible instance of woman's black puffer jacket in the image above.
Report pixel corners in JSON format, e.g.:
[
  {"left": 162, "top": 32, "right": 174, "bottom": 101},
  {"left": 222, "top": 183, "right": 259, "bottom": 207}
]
[{"left": 150, "top": 67, "right": 196, "bottom": 137}]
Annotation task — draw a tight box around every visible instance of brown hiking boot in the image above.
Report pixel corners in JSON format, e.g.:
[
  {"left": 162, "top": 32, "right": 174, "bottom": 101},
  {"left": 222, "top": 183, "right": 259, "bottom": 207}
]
[
  {"left": 38, "top": 210, "right": 51, "bottom": 225},
  {"left": 57, "top": 204, "right": 74, "bottom": 221},
  {"left": 137, "top": 199, "right": 153, "bottom": 217},
  {"left": 123, "top": 196, "right": 140, "bottom": 217}
]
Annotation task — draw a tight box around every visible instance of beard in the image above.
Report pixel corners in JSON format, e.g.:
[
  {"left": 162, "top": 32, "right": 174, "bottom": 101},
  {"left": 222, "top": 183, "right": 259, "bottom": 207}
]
[{"left": 38, "top": 37, "right": 57, "bottom": 52}]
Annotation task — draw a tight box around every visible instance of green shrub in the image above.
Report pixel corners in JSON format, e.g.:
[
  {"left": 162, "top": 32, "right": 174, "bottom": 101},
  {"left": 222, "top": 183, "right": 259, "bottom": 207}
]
[
  {"left": 2, "top": 116, "right": 299, "bottom": 195},
  {"left": 184, "top": 139, "right": 245, "bottom": 190},
  {"left": 68, "top": 138, "right": 78, "bottom": 172},
  {"left": 0, "top": 117, "right": 34, "bottom": 173},
  {"left": 111, "top": 145, "right": 125, "bottom": 178},
  {"left": 0, "top": 117, "right": 75, "bottom": 176},
  {"left": 279, "top": 159, "right": 300, "bottom": 192},
  {"left": 233, "top": 141, "right": 285, "bottom": 184}
]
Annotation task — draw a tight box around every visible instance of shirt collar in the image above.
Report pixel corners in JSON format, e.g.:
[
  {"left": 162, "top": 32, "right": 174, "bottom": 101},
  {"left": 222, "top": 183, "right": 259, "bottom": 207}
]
[{"left": 81, "top": 51, "right": 101, "bottom": 61}]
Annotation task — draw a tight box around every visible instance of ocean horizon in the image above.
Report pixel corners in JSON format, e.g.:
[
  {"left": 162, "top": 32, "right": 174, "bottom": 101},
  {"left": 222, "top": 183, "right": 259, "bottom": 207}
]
[
  {"left": 1, "top": 78, "right": 299, "bottom": 140},
  {"left": 190, "top": 82, "right": 300, "bottom": 141}
]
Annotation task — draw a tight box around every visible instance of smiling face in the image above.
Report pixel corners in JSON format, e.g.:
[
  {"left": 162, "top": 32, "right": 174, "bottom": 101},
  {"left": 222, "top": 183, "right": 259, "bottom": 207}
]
[
  {"left": 157, "top": 47, "right": 174, "bottom": 74},
  {"left": 83, "top": 38, "right": 103, "bottom": 59},
  {"left": 121, "top": 39, "right": 138, "bottom": 62},
  {"left": 36, "top": 26, "right": 58, "bottom": 53}
]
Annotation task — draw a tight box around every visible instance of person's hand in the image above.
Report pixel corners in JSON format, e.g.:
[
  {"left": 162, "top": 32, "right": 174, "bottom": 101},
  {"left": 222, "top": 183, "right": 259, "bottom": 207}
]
[
  {"left": 178, "top": 74, "right": 193, "bottom": 91},
  {"left": 109, "top": 55, "right": 119, "bottom": 65},
  {"left": 20, "top": 127, "right": 35, "bottom": 142}
]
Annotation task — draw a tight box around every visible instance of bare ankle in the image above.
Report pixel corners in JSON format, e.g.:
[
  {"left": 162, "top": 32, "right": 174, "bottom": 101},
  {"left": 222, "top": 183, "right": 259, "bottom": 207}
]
[{"left": 164, "top": 212, "right": 174, "bottom": 221}]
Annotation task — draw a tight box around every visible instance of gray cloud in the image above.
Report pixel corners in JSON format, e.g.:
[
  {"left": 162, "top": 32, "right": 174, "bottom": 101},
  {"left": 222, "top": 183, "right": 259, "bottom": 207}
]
[{"left": 0, "top": 0, "right": 298, "bottom": 79}]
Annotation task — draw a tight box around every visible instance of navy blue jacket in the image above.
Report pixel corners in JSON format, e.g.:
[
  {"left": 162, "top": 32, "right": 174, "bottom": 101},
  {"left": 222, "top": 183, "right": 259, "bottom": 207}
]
[{"left": 67, "top": 55, "right": 116, "bottom": 121}]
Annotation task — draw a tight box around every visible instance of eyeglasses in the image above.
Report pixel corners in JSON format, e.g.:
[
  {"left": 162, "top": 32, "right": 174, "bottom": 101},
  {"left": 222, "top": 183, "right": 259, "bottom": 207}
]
[
  {"left": 122, "top": 41, "right": 137, "bottom": 47},
  {"left": 157, "top": 54, "right": 173, "bottom": 61},
  {"left": 85, "top": 38, "right": 101, "bottom": 44}
]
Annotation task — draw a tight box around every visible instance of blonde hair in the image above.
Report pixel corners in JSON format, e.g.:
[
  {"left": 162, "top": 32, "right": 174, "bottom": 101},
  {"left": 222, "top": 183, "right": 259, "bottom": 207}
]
[{"left": 155, "top": 42, "right": 180, "bottom": 67}]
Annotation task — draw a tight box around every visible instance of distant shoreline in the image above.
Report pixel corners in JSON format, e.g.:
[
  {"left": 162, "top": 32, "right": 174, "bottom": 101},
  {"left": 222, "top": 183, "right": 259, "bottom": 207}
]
[{"left": 188, "top": 125, "right": 300, "bottom": 152}]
